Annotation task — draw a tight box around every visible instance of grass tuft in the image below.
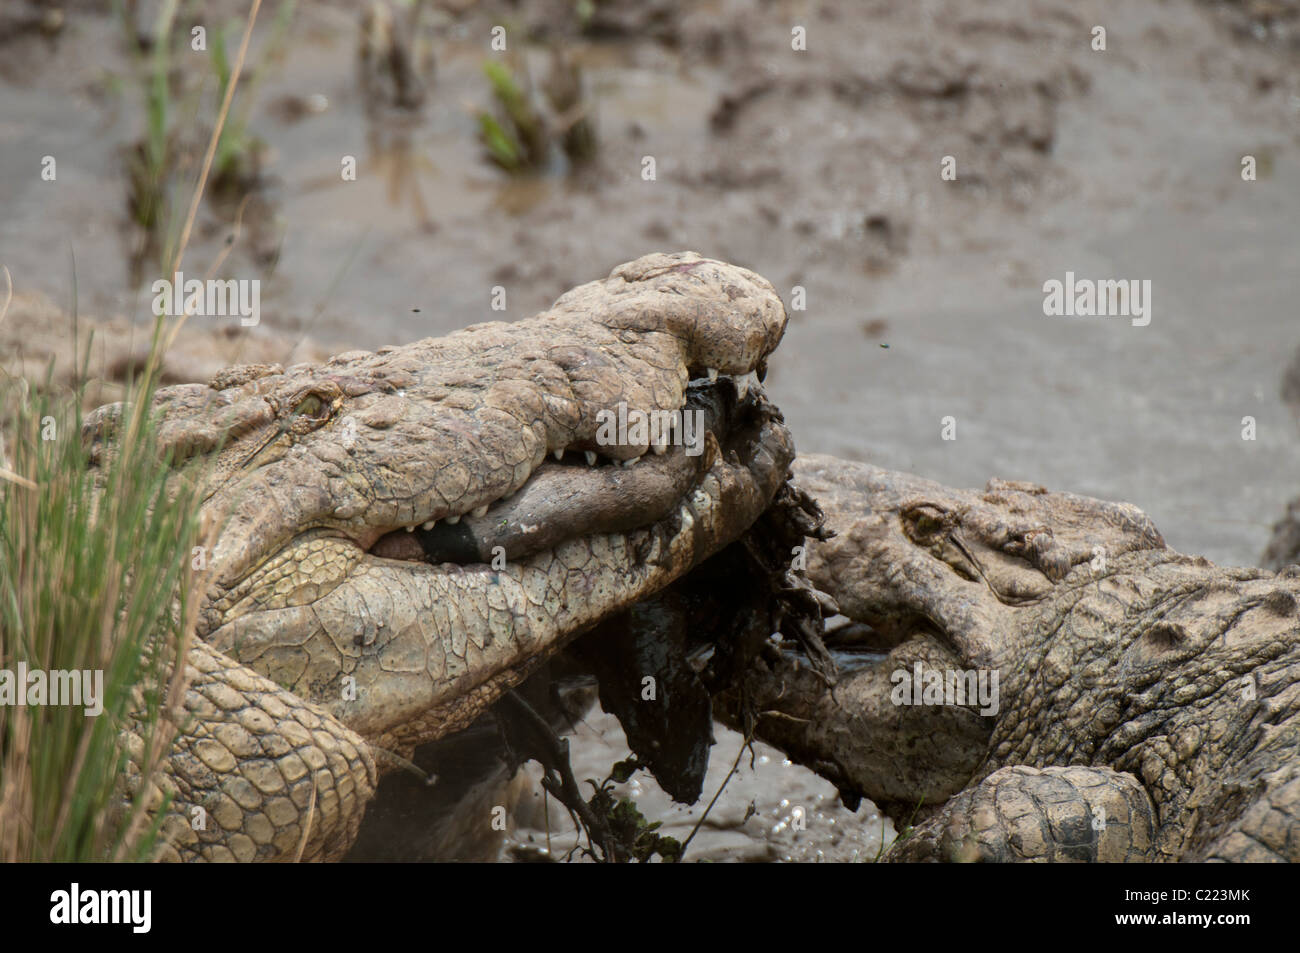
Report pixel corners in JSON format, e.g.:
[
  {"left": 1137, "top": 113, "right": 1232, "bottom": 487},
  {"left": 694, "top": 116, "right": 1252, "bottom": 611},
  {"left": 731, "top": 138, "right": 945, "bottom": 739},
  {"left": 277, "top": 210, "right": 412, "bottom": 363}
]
[
  {"left": 1, "top": 0, "right": 264, "bottom": 862},
  {"left": 0, "top": 328, "right": 208, "bottom": 862}
]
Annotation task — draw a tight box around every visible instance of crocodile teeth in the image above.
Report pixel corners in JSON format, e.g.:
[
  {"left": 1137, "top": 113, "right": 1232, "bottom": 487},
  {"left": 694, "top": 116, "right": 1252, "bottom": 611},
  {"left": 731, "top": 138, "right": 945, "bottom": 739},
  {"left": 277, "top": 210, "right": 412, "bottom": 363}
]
[
  {"left": 622, "top": 455, "right": 643, "bottom": 468},
  {"left": 472, "top": 504, "right": 488, "bottom": 518},
  {"left": 734, "top": 371, "right": 754, "bottom": 400},
  {"left": 422, "top": 520, "right": 437, "bottom": 530},
  {"left": 652, "top": 441, "right": 668, "bottom": 455},
  {"left": 553, "top": 449, "right": 563, "bottom": 461},
  {"left": 707, "top": 367, "right": 719, "bottom": 382},
  {"left": 446, "top": 514, "right": 460, "bottom": 524},
  {"left": 584, "top": 451, "right": 597, "bottom": 466},
  {"left": 639, "top": 532, "right": 662, "bottom": 564},
  {"left": 405, "top": 525, "right": 416, "bottom": 532}
]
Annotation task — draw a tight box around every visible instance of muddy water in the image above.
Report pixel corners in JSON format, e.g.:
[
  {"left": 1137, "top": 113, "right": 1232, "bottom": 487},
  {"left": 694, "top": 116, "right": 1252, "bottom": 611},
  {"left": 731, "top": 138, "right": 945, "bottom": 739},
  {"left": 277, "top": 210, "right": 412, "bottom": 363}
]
[{"left": 3, "top": 0, "right": 1299, "bottom": 860}]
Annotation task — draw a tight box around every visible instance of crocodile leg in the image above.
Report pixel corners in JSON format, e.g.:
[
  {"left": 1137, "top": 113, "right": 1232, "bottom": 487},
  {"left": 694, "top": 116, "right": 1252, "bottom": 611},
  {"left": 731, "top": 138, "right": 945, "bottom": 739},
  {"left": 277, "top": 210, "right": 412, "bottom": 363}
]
[
  {"left": 127, "top": 640, "right": 376, "bottom": 863},
  {"left": 887, "top": 765, "right": 1157, "bottom": 863}
]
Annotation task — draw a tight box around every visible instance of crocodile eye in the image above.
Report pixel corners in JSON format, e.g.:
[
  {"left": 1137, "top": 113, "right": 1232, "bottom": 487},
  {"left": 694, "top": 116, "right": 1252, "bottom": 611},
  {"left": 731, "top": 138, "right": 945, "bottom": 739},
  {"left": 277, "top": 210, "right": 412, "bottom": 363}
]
[
  {"left": 283, "top": 391, "right": 335, "bottom": 436},
  {"left": 901, "top": 503, "right": 951, "bottom": 544},
  {"left": 293, "top": 394, "right": 327, "bottom": 419},
  {"left": 916, "top": 513, "right": 941, "bottom": 535}
]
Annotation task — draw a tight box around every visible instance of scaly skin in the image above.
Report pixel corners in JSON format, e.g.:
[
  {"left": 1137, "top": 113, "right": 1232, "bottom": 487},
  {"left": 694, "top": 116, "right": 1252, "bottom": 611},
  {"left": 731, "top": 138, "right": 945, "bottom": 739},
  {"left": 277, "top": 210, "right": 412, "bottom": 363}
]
[
  {"left": 725, "top": 454, "right": 1300, "bottom": 862},
  {"left": 88, "top": 252, "right": 793, "bottom": 861}
]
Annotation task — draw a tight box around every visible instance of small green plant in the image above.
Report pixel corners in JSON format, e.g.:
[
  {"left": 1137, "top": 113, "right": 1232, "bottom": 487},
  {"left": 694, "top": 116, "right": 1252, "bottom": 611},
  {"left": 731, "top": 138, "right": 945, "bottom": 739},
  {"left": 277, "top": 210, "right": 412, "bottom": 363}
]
[
  {"left": 584, "top": 759, "right": 682, "bottom": 862},
  {"left": 478, "top": 60, "right": 549, "bottom": 173},
  {"left": 209, "top": 0, "right": 296, "bottom": 195},
  {"left": 874, "top": 795, "right": 924, "bottom": 862},
  {"left": 477, "top": 50, "right": 597, "bottom": 174},
  {"left": 118, "top": 0, "right": 182, "bottom": 239},
  {"left": 574, "top": 0, "right": 597, "bottom": 31},
  {"left": 115, "top": 0, "right": 292, "bottom": 272}
]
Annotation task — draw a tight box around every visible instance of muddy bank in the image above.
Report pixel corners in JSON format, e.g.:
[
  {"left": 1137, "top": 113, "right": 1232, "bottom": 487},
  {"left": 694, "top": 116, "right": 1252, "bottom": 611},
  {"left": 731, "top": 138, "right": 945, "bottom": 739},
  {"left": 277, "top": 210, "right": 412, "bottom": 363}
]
[{"left": 0, "top": 292, "right": 326, "bottom": 409}]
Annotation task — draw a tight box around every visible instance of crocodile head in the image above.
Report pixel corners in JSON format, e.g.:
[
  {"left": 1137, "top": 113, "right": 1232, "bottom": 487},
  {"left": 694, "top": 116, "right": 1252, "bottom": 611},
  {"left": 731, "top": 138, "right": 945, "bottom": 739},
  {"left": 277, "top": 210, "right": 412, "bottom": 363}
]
[
  {"left": 85, "top": 252, "right": 793, "bottom": 755},
  {"left": 730, "top": 455, "right": 1300, "bottom": 860},
  {"left": 723, "top": 455, "right": 1169, "bottom": 812}
]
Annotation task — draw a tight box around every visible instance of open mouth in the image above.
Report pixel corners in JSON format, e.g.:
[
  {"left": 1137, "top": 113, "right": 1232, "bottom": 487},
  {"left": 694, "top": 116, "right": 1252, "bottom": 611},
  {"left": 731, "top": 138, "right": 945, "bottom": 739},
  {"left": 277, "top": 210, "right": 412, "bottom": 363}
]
[
  {"left": 365, "top": 375, "right": 769, "bottom": 569},
  {"left": 201, "top": 373, "right": 794, "bottom": 750}
]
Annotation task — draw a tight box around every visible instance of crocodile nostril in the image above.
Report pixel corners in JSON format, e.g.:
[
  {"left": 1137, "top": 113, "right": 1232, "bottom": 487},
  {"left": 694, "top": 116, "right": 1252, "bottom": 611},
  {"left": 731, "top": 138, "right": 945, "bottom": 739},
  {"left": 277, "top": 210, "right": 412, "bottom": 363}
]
[
  {"left": 1263, "top": 590, "right": 1297, "bottom": 616},
  {"left": 1144, "top": 621, "right": 1188, "bottom": 651}
]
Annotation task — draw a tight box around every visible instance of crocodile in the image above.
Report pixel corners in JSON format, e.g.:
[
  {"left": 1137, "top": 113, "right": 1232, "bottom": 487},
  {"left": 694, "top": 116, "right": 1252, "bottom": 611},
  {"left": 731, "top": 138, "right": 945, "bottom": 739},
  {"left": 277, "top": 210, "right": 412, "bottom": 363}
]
[
  {"left": 722, "top": 454, "right": 1300, "bottom": 862},
  {"left": 84, "top": 251, "right": 795, "bottom": 862}
]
